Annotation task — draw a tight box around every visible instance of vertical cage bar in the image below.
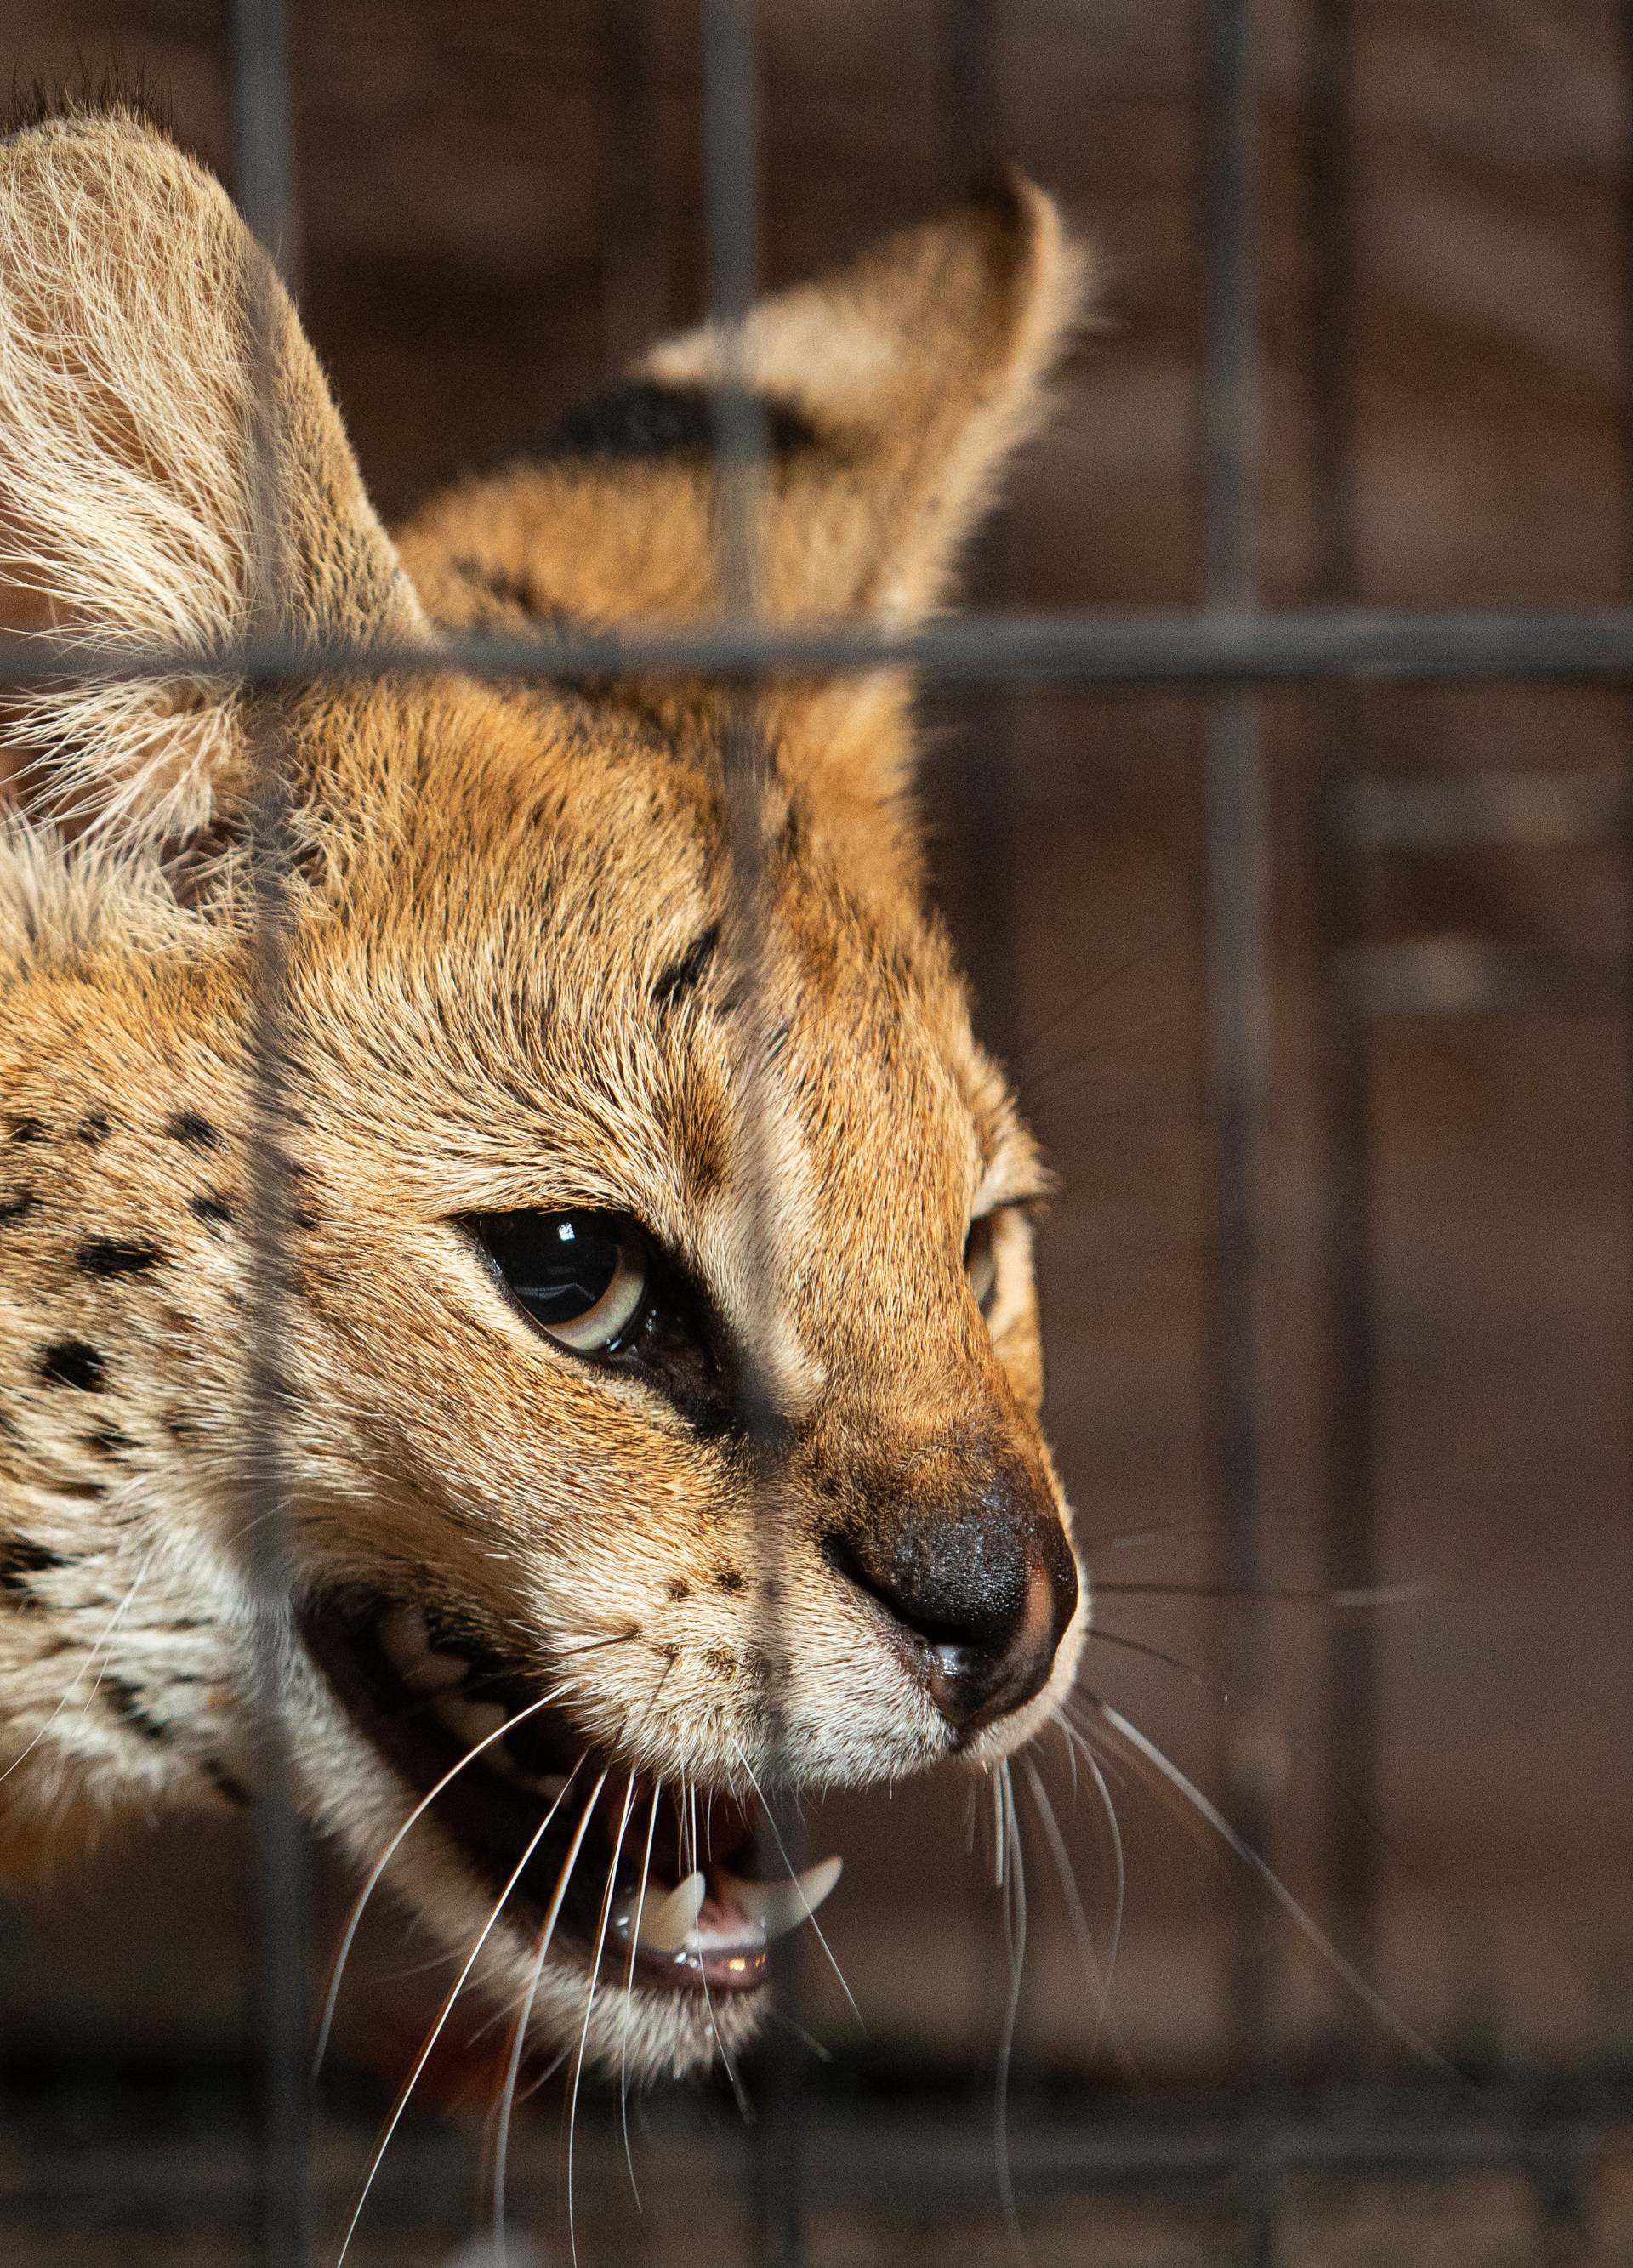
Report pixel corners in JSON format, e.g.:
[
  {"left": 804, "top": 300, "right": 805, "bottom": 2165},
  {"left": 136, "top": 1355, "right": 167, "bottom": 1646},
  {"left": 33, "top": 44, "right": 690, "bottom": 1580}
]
[
  {"left": 936, "top": 0, "right": 1020, "bottom": 1069},
  {"left": 1197, "top": 0, "right": 1279, "bottom": 2258},
  {"left": 1306, "top": 0, "right": 1383, "bottom": 2053},
  {"left": 934, "top": 0, "right": 1023, "bottom": 2106},
  {"left": 698, "top": 4, "right": 806, "bottom": 2263},
  {"left": 228, "top": 3, "right": 309, "bottom": 2263},
  {"left": 598, "top": 0, "right": 668, "bottom": 368}
]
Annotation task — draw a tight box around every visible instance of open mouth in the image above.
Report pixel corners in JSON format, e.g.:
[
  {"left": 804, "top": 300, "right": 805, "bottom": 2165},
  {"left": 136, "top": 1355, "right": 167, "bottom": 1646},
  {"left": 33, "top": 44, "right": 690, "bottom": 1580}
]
[{"left": 301, "top": 1595, "right": 841, "bottom": 1997}]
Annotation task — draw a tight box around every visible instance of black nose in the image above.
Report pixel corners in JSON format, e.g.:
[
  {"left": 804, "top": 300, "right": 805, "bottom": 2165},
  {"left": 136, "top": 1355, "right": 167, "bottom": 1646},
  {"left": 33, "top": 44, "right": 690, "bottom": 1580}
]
[{"left": 823, "top": 1456, "right": 1078, "bottom": 1738}]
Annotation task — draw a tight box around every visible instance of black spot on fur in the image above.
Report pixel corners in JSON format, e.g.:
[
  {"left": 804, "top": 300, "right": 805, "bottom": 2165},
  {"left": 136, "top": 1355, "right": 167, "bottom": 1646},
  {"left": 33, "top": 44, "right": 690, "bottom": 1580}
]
[
  {"left": 0, "top": 1535, "right": 68, "bottom": 1608},
  {"left": 166, "top": 1111, "right": 220, "bottom": 1151},
  {"left": 163, "top": 1411, "right": 200, "bottom": 1445},
  {"left": 202, "top": 1758, "right": 250, "bottom": 1808},
  {"left": 666, "top": 1578, "right": 691, "bottom": 1603},
  {"left": 189, "top": 1192, "right": 234, "bottom": 1226},
  {"left": 84, "top": 1428, "right": 136, "bottom": 1457},
  {"left": 100, "top": 1676, "right": 170, "bottom": 1745},
  {"left": 8, "top": 1117, "right": 45, "bottom": 1144},
  {"left": 37, "top": 1341, "right": 106, "bottom": 1392},
  {"left": 714, "top": 1566, "right": 746, "bottom": 1594},
  {"left": 77, "top": 1111, "right": 113, "bottom": 1146},
  {"left": 535, "top": 379, "right": 821, "bottom": 465},
  {"left": 77, "top": 1238, "right": 162, "bottom": 1279},
  {"left": 0, "top": 1191, "right": 37, "bottom": 1227},
  {"left": 651, "top": 922, "right": 720, "bottom": 1013}
]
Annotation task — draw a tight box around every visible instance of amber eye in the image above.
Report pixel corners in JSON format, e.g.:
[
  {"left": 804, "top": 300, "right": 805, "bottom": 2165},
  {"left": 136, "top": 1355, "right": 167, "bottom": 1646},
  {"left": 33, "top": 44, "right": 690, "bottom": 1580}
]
[
  {"left": 964, "top": 1214, "right": 999, "bottom": 1316},
  {"left": 478, "top": 1211, "right": 648, "bottom": 1351}
]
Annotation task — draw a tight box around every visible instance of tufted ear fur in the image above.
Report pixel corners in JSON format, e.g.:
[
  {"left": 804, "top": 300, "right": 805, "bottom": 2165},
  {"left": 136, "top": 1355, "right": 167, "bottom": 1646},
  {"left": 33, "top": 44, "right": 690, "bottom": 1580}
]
[
  {"left": 397, "top": 174, "right": 1088, "bottom": 831},
  {"left": 403, "top": 173, "right": 1085, "bottom": 635},
  {"left": 0, "top": 111, "right": 427, "bottom": 850}
]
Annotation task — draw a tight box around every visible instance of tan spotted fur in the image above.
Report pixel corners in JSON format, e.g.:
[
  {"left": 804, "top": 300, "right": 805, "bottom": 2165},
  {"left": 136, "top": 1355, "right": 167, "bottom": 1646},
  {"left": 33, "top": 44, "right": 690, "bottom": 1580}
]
[{"left": 0, "top": 110, "right": 1089, "bottom": 2079}]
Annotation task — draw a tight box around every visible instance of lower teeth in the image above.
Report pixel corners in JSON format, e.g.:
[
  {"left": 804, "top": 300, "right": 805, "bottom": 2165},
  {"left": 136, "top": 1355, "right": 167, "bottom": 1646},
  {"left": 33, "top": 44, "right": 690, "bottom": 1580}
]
[{"left": 629, "top": 1856, "right": 843, "bottom": 1958}]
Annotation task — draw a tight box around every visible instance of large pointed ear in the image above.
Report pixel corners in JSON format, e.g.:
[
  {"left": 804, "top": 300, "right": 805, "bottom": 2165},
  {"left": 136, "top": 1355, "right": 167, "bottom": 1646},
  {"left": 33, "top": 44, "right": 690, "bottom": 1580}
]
[
  {"left": 0, "top": 112, "right": 426, "bottom": 850},
  {"left": 398, "top": 172, "right": 1088, "bottom": 635}
]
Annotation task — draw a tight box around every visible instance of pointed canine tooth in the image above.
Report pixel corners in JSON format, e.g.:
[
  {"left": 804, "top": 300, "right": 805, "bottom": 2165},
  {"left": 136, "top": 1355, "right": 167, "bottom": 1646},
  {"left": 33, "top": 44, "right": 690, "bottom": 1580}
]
[
  {"left": 635, "top": 1870, "right": 706, "bottom": 1955},
  {"left": 437, "top": 1696, "right": 506, "bottom": 1748},
  {"left": 719, "top": 1856, "right": 843, "bottom": 1941}
]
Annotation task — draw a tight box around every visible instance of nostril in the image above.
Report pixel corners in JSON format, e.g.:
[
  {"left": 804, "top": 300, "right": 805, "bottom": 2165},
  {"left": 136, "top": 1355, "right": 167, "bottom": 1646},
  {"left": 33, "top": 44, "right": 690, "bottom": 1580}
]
[{"left": 820, "top": 1525, "right": 1026, "bottom": 1659}]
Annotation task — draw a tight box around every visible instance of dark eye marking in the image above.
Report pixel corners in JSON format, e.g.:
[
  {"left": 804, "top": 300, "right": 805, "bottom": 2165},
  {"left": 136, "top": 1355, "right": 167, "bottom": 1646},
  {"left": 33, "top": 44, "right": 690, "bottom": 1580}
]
[
  {"left": 37, "top": 1341, "right": 107, "bottom": 1391},
  {"left": 0, "top": 1192, "right": 37, "bottom": 1227},
  {"left": 464, "top": 1208, "right": 736, "bottom": 1437},
  {"left": 77, "top": 1238, "right": 162, "bottom": 1278},
  {"left": 166, "top": 1111, "right": 220, "bottom": 1151},
  {"left": 651, "top": 920, "right": 721, "bottom": 1013}
]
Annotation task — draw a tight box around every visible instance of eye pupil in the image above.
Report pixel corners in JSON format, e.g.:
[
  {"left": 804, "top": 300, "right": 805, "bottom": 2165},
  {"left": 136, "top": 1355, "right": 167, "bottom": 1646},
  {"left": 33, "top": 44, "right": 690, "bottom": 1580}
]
[
  {"left": 476, "top": 1210, "right": 648, "bottom": 1350},
  {"left": 510, "top": 1216, "right": 622, "bottom": 1326}
]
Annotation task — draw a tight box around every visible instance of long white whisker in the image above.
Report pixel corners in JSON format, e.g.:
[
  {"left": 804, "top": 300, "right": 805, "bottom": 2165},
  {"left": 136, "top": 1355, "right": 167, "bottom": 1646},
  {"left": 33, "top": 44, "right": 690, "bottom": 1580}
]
[
  {"left": 993, "top": 1759, "right": 1030, "bottom": 2264},
  {"left": 312, "top": 1680, "right": 575, "bottom": 2076},
  {"left": 680, "top": 1773, "right": 751, "bottom": 2120},
  {"left": 731, "top": 1741, "right": 862, "bottom": 2028},
  {"left": 1084, "top": 1694, "right": 1459, "bottom": 2081},
  {"left": 334, "top": 1761, "right": 588, "bottom": 2268},
  {"left": 1051, "top": 1713, "right": 1129, "bottom": 2053},
  {"left": 490, "top": 1766, "right": 608, "bottom": 2268},
  {"left": 1022, "top": 1751, "right": 1123, "bottom": 2065},
  {"left": 1054, "top": 1714, "right": 1080, "bottom": 1801},
  {"left": 562, "top": 1776, "right": 636, "bottom": 2268},
  {"left": 618, "top": 1778, "right": 663, "bottom": 2208}
]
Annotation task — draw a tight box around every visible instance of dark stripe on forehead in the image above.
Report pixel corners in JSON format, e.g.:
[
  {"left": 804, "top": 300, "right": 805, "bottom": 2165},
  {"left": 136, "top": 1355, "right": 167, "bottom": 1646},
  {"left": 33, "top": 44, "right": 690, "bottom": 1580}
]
[
  {"left": 651, "top": 921, "right": 721, "bottom": 1014},
  {"left": 533, "top": 379, "right": 821, "bottom": 466}
]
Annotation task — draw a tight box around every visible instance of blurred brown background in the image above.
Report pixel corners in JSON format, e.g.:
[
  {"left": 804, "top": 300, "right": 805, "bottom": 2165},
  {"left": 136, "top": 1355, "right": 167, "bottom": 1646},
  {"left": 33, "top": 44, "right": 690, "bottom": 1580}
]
[{"left": 2, "top": 0, "right": 1631, "bottom": 2259}]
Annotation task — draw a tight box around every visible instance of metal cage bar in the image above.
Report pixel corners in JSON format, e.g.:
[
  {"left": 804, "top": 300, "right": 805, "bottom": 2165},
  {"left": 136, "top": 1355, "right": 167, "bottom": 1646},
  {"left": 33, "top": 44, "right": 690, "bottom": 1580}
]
[
  {"left": 227, "top": 3, "right": 310, "bottom": 2264},
  {"left": 1, "top": 1, "right": 1631, "bottom": 2261},
  {"left": 1195, "top": 3, "right": 1279, "bottom": 2258}
]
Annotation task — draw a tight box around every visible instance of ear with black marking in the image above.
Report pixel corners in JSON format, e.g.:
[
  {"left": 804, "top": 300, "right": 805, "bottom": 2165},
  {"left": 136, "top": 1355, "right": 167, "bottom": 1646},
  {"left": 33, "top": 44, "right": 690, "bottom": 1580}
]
[
  {"left": 0, "top": 111, "right": 426, "bottom": 849},
  {"left": 399, "top": 173, "right": 1088, "bottom": 635}
]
